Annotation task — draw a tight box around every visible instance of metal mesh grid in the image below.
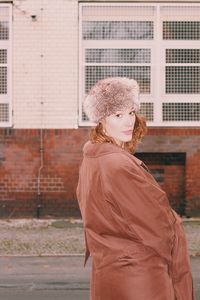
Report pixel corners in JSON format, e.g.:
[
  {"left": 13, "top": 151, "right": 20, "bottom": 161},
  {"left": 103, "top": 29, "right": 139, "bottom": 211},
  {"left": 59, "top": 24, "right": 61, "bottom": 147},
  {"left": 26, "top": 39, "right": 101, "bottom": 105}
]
[
  {"left": 166, "top": 49, "right": 200, "bottom": 64},
  {"left": 163, "top": 103, "right": 200, "bottom": 121},
  {"left": 0, "top": 103, "right": 9, "bottom": 122},
  {"left": 82, "top": 5, "right": 155, "bottom": 18},
  {"left": 163, "top": 22, "right": 200, "bottom": 40},
  {"left": 0, "top": 66, "right": 7, "bottom": 94},
  {"left": 161, "top": 5, "right": 200, "bottom": 17},
  {"left": 0, "top": 7, "right": 9, "bottom": 40},
  {"left": 139, "top": 103, "right": 154, "bottom": 121},
  {"left": 0, "top": 21, "right": 8, "bottom": 40},
  {"left": 86, "top": 49, "right": 151, "bottom": 64},
  {"left": 165, "top": 66, "right": 200, "bottom": 94},
  {"left": 85, "top": 66, "right": 150, "bottom": 94},
  {"left": 0, "top": 49, "right": 7, "bottom": 64},
  {"left": 83, "top": 21, "right": 154, "bottom": 40}
]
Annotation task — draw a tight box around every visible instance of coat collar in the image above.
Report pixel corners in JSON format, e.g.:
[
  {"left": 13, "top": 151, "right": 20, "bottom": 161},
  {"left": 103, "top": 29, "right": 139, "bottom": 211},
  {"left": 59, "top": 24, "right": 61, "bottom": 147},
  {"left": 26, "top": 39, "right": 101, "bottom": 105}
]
[{"left": 82, "top": 140, "right": 147, "bottom": 170}]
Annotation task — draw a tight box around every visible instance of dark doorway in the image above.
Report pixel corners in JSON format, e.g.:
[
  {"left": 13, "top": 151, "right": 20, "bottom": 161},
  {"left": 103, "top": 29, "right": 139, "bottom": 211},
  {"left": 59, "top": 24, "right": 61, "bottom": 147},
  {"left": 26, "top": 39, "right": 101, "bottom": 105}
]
[{"left": 135, "top": 153, "right": 186, "bottom": 216}]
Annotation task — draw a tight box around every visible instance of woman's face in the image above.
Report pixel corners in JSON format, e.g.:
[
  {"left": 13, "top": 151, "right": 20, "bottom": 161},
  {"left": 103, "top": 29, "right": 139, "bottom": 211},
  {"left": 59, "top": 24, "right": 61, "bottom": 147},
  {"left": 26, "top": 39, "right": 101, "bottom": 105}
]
[{"left": 101, "top": 107, "right": 136, "bottom": 146}]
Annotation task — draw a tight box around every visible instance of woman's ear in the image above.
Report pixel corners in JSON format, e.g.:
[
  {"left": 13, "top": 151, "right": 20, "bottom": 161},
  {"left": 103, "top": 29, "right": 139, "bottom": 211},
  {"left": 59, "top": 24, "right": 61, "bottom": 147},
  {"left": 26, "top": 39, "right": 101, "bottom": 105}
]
[{"left": 100, "top": 119, "right": 107, "bottom": 135}]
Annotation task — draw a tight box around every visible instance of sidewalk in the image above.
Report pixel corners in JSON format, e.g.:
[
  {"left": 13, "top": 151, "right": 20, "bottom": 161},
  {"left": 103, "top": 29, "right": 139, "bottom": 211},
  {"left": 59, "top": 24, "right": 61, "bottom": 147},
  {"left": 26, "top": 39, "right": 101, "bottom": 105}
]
[
  {"left": 0, "top": 218, "right": 199, "bottom": 256},
  {"left": 0, "top": 256, "right": 199, "bottom": 300}
]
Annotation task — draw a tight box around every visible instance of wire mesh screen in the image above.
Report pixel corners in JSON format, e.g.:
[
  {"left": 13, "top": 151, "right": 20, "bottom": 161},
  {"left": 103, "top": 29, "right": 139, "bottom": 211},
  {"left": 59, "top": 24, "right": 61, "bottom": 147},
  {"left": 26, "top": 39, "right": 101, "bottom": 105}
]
[
  {"left": 83, "top": 21, "right": 154, "bottom": 40},
  {"left": 139, "top": 103, "right": 154, "bottom": 121},
  {"left": 163, "top": 21, "right": 200, "bottom": 40},
  {"left": 0, "top": 6, "right": 10, "bottom": 125},
  {"left": 0, "top": 21, "right": 8, "bottom": 40},
  {"left": 165, "top": 66, "right": 200, "bottom": 94},
  {"left": 0, "top": 66, "right": 7, "bottom": 94},
  {"left": 0, "top": 49, "right": 7, "bottom": 63},
  {"left": 166, "top": 49, "right": 200, "bottom": 64},
  {"left": 161, "top": 5, "right": 200, "bottom": 16},
  {"left": 86, "top": 49, "right": 151, "bottom": 64},
  {"left": 0, "top": 7, "right": 9, "bottom": 40},
  {"left": 82, "top": 5, "right": 155, "bottom": 17},
  {"left": 163, "top": 103, "right": 200, "bottom": 121},
  {"left": 0, "top": 103, "right": 9, "bottom": 122},
  {"left": 85, "top": 66, "right": 150, "bottom": 94}
]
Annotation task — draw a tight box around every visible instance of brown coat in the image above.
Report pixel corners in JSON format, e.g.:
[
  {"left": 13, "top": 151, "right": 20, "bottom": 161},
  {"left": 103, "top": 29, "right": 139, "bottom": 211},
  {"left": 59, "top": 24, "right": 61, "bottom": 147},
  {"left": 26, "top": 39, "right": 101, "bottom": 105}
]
[{"left": 76, "top": 141, "right": 196, "bottom": 300}]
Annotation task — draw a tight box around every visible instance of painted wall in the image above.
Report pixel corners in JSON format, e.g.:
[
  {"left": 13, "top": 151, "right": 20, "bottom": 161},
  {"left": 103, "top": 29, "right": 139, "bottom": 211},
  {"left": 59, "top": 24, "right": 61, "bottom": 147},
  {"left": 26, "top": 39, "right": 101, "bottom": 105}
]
[{"left": 12, "top": 0, "right": 78, "bottom": 128}]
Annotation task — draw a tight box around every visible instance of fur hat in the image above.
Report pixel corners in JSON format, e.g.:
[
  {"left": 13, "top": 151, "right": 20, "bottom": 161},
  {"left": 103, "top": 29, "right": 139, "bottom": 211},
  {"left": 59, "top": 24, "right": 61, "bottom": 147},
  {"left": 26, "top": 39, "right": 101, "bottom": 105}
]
[{"left": 83, "top": 77, "right": 140, "bottom": 123}]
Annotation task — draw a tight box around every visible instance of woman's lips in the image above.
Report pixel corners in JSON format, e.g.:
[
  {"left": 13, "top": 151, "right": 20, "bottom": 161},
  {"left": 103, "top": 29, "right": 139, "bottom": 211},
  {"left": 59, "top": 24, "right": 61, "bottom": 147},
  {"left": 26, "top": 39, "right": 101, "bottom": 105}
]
[{"left": 122, "top": 130, "right": 133, "bottom": 135}]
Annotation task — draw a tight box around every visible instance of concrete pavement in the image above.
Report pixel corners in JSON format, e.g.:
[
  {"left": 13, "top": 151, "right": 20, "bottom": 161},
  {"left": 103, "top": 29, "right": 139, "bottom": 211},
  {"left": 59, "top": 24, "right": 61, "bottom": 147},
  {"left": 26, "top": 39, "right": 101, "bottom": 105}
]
[{"left": 0, "top": 256, "right": 199, "bottom": 300}]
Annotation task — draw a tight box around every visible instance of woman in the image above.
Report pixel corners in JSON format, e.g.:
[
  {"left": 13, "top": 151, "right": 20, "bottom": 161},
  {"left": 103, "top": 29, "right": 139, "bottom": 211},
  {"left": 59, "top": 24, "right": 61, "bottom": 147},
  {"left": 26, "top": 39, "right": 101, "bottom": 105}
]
[{"left": 76, "top": 77, "right": 196, "bottom": 300}]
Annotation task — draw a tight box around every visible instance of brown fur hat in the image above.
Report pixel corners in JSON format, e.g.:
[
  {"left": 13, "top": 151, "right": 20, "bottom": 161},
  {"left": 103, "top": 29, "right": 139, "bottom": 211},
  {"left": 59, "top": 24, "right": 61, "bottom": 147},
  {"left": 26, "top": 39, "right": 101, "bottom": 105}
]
[{"left": 83, "top": 77, "right": 140, "bottom": 123}]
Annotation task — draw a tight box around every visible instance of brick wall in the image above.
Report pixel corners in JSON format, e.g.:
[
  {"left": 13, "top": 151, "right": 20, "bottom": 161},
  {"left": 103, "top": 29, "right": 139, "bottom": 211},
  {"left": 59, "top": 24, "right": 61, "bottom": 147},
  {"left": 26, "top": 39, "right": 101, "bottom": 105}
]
[
  {"left": 0, "top": 128, "right": 88, "bottom": 218},
  {"left": 139, "top": 128, "right": 200, "bottom": 216},
  {"left": 0, "top": 127, "right": 200, "bottom": 218}
]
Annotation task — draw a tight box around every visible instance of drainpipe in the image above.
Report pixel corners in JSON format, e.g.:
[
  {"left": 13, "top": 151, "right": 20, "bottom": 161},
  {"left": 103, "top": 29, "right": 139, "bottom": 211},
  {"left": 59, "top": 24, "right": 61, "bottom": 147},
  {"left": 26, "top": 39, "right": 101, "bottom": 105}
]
[
  {"left": 37, "top": 128, "right": 44, "bottom": 218},
  {"left": 36, "top": 2, "right": 44, "bottom": 218}
]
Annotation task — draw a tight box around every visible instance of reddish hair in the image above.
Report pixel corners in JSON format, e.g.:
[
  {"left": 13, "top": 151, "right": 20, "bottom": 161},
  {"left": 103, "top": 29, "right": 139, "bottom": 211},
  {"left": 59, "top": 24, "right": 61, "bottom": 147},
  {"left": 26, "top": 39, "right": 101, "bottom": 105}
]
[{"left": 90, "top": 114, "right": 147, "bottom": 153}]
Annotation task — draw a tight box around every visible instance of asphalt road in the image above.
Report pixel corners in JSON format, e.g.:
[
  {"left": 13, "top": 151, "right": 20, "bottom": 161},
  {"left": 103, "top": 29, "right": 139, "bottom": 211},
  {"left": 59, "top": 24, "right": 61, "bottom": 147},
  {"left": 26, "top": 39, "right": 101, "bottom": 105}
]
[{"left": 0, "top": 256, "right": 199, "bottom": 300}]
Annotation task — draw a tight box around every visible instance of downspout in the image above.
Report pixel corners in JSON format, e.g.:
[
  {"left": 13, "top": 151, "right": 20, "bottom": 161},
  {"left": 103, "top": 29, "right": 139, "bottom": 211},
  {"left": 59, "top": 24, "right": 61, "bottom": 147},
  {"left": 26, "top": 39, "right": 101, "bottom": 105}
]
[
  {"left": 36, "top": 128, "right": 44, "bottom": 219},
  {"left": 37, "top": 128, "right": 44, "bottom": 218},
  {"left": 36, "top": 2, "right": 44, "bottom": 218}
]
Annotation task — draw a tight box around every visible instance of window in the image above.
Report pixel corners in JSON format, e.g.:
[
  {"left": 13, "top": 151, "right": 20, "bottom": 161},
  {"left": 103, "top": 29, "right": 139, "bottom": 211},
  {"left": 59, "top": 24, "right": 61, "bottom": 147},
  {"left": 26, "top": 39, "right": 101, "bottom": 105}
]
[
  {"left": 0, "top": 5, "right": 12, "bottom": 127},
  {"left": 79, "top": 3, "right": 200, "bottom": 126}
]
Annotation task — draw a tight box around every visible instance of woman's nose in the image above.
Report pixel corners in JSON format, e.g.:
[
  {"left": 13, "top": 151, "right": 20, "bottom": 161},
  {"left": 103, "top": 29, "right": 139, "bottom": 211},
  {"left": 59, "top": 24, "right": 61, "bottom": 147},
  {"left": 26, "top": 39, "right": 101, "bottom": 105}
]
[{"left": 125, "top": 115, "right": 134, "bottom": 126}]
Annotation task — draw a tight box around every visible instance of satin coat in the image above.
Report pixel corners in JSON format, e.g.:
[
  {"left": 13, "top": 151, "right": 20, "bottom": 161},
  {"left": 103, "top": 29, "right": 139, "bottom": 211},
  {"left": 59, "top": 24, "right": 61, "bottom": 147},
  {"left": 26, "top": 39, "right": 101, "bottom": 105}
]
[{"left": 76, "top": 141, "right": 196, "bottom": 300}]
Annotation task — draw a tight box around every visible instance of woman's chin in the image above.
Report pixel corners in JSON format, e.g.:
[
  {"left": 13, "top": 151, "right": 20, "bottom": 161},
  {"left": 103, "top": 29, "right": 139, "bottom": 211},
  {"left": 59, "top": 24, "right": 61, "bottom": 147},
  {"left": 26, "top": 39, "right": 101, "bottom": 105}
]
[{"left": 113, "top": 136, "right": 132, "bottom": 145}]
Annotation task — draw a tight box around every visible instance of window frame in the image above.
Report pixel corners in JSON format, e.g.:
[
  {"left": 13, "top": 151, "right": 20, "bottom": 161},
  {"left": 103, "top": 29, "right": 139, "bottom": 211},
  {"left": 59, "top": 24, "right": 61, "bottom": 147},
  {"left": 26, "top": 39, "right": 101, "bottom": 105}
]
[
  {"left": 79, "top": 2, "right": 200, "bottom": 127},
  {"left": 0, "top": 3, "right": 12, "bottom": 128}
]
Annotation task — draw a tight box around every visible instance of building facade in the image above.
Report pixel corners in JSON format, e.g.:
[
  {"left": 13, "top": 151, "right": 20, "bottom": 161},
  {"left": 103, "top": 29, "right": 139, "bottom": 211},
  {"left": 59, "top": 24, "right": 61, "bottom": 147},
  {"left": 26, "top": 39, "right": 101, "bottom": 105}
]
[{"left": 0, "top": 0, "right": 200, "bottom": 218}]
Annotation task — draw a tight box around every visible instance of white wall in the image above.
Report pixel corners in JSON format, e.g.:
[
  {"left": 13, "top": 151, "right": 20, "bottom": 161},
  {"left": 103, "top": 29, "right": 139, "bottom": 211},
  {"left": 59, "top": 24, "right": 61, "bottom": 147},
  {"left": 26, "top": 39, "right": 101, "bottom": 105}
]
[{"left": 12, "top": 0, "right": 78, "bottom": 128}]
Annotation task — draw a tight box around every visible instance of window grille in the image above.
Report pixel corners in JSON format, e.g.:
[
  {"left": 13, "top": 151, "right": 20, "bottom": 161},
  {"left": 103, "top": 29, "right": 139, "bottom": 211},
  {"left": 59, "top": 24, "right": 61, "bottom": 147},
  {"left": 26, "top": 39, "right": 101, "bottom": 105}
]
[
  {"left": 165, "top": 67, "right": 200, "bottom": 94},
  {"left": 83, "top": 21, "right": 154, "bottom": 40},
  {"left": 79, "top": 3, "right": 200, "bottom": 126},
  {"left": 140, "top": 103, "right": 154, "bottom": 122},
  {"left": 85, "top": 66, "right": 151, "bottom": 94},
  {"left": 166, "top": 49, "right": 200, "bottom": 64},
  {"left": 86, "top": 48, "right": 151, "bottom": 64},
  {"left": 163, "top": 22, "right": 200, "bottom": 40},
  {"left": 0, "top": 103, "right": 9, "bottom": 122},
  {"left": 163, "top": 103, "right": 200, "bottom": 121},
  {"left": 0, "top": 4, "right": 11, "bottom": 127}
]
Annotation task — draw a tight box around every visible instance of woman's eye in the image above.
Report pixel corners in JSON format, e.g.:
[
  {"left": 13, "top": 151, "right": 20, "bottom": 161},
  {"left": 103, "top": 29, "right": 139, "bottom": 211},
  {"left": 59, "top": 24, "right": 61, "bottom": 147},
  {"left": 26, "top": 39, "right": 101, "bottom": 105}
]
[
  {"left": 130, "top": 111, "right": 135, "bottom": 116},
  {"left": 115, "top": 113, "right": 122, "bottom": 118}
]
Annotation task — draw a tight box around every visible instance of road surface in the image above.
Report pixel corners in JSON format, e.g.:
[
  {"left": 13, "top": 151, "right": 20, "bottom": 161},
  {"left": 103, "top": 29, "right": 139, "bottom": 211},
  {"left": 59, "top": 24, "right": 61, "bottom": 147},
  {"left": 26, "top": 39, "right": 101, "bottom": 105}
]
[{"left": 0, "top": 256, "right": 199, "bottom": 300}]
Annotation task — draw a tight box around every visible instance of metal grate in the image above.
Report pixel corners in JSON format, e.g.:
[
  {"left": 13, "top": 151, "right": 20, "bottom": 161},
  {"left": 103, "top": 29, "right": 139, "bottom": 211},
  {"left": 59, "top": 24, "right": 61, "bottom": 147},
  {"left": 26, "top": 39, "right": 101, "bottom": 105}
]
[
  {"left": 165, "top": 66, "right": 200, "bottom": 94},
  {"left": 166, "top": 49, "right": 200, "bottom": 64},
  {"left": 0, "top": 49, "right": 7, "bottom": 63},
  {"left": 163, "top": 21, "right": 200, "bottom": 40},
  {"left": 0, "top": 103, "right": 9, "bottom": 122},
  {"left": 0, "top": 66, "right": 7, "bottom": 94},
  {"left": 82, "top": 5, "right": 155, "bottom": 17},
  {"left": 86, "top": 49, "right": 151, "bottom": 64},
  {"left": 83, "top": 21, "right": 154, "bottom": 40},
  {"left": 0, "top": 21, "right": 8, "bottom": 40},
  {"left": 163, "top": 103, "right": 200, "bottom": 121},
  {"left": 85, "top": 66, "right": 150, "bottom": 94},
  {"left": 0, "top": 5, "right": 11, "bottom": 127},
  {"left": 139, "top": 103, "right": 154, "bottom": 121},
  {"left": 161, "top": 5, "right": 200, "bottom": 17}
]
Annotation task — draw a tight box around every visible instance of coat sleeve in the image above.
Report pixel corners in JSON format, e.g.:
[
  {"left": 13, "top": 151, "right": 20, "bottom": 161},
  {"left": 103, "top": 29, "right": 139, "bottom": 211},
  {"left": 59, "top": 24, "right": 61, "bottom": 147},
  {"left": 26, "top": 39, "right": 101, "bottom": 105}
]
[{"left": 99, "top": 153, "right": 175, "bottom": 265}]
